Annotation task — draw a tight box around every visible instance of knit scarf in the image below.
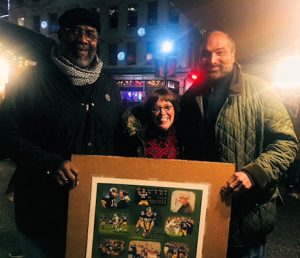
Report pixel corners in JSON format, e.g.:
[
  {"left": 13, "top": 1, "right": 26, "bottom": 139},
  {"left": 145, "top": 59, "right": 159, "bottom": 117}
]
[{"left": 51, "top": 47, "right": 103, "bottom": 86}]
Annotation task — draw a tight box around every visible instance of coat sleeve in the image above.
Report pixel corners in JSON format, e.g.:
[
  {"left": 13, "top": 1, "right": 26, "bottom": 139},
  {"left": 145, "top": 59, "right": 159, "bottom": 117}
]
[
  {"left": 114, "top": 105, "right": 145, "bottom": 157},
  {"left": 0, "top": 69, "right": 64, "bottom": 174},
  {"left": 242, "top": 83, "right": 298, "bottom": 188}
]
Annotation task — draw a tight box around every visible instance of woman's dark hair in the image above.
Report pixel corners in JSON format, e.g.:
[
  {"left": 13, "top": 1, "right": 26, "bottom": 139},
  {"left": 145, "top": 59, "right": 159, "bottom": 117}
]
[{"left": 143, "top": 87, "right": 180, "bottom": 121}]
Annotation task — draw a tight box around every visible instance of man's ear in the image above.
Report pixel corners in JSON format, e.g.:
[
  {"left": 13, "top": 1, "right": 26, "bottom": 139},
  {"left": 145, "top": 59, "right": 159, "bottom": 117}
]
[{"left": 232, "top": 50, "right": 236, "bottom": 62}]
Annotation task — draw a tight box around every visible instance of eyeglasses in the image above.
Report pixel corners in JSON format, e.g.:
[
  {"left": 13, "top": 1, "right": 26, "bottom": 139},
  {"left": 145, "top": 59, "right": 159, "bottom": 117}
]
[
  {"left": 151, "top": 105, "right": 173, "bottom": 114},
  {"left": 64, "top": 27, "right": 99, "bottom": 41}
]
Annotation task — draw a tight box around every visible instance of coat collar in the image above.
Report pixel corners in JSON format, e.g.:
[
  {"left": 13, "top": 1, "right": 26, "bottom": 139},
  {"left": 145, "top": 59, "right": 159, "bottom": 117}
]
[{"left": 229, "top": 62, "right": 244, "bottom": 95}]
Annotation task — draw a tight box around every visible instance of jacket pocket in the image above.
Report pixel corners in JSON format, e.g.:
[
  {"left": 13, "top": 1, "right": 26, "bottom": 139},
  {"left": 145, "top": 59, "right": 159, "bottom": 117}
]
[{"left": 241, "top": 200, "right": 276, "bottom": 240}]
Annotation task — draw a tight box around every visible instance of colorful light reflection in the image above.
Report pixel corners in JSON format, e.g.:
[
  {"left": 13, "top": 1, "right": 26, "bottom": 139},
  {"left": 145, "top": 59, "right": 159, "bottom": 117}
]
[{"left": 121, "top": 91, "right": 144, "bottom": 102}]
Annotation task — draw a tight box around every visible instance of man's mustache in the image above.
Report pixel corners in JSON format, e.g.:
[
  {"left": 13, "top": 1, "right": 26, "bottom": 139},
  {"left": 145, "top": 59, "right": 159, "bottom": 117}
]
[
  {"left": 75, "top": 44, "right": 91, "bottom": 51},
  {"left": 70, "top": 42, "right": 92, "bottom": 52},
  {"left": 209, "top": 64, "right": 224, "bottom": 69}
]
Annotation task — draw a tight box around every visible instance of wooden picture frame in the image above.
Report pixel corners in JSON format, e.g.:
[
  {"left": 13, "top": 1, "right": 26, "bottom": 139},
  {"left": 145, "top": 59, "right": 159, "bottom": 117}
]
[{"left": 66, "top": 155, "right": 234, "bottom": 258}]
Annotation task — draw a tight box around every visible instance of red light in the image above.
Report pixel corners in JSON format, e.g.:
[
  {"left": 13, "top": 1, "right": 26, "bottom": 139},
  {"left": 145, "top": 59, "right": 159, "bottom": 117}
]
[
  {"left": 191, "top": 74, "right": 198, "bottom": 80},
  {"left": 188, "top": 70, "right": 205, "bottom": 84},
  {"left": 189, "top": 71, "right": 200, "bottom": 81}
]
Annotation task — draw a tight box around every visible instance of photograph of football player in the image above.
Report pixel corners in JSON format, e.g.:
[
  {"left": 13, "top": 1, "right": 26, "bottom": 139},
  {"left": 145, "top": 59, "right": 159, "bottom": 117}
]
[
  {"left": 117, "top": 189, "right": 131, "bottom": 208},
  {"left": 171, "top": 190, "right": 195, "bottom": 214},
  {"left": 164, "top": 216, "right": 194, "bottom": 237},
  {"left": 112, "top": 213, "right": 120, "bottom": 232},
  {"left": 137, "top": 188, "right": 149, "bottom": 206},
  {"left": 99, "top": 215, "right": 107, "bottom": 230},
  {"left": 101, "top": 187, "right": 118, "bottom": 208},
  {"left": 119, "top": 213, "right": 129, "bottom": 232},
  {"left": 99, "top": 239, "right": 125, "bottom": 256},
  {"left": 88, "top": 179, "right": 207, "bottom": 258},
  {"left": 135, "top": 207, "right": 157, "bottom": 237},
  {"left": 128, "top": 241, "right": 161, "bottom": 258},
  {"left": 99, "top": 212, "right": 129, "bottom": 233},
  {"left": 164, "top": 242, "right": 189, "bottom": 258}
]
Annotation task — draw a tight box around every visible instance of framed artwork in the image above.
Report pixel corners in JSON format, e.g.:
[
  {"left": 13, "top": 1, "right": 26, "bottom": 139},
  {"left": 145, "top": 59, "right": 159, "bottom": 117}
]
[
  {"left": 86, "top": 177, "right": 209, "bottom": 257},
  {"left": 66, "top": 155, "right": 234, "bottom": 258}
]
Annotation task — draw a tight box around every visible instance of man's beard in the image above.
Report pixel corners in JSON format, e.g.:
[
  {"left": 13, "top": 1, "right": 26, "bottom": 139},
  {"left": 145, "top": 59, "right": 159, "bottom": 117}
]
[
  {"left": 61, "top": 42, "right": 96, "bottom": 68},
  {"left": 206, "top": 64, "right": 233, "bottom": 82}
]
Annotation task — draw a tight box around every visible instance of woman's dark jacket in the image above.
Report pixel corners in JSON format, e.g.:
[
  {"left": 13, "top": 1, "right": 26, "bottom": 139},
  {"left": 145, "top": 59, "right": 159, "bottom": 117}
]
[{"left": 0, "top": 60, "right": 121, "bottom": 236}]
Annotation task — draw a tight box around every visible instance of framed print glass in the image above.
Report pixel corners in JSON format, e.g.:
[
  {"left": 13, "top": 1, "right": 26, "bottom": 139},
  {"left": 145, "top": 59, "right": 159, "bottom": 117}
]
[{"left": 86, "top": 177, "right": 209, "bottom": 257}]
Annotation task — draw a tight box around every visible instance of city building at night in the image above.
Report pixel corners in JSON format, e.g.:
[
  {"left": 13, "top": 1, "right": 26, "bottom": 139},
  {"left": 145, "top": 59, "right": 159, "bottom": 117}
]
[{"left": 7, "top": 0, "right": 202, "bottom": 103}]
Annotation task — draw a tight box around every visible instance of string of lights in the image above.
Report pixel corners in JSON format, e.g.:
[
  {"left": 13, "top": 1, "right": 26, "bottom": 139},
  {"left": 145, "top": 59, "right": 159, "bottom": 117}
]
[
  {"left": 116, "top": 80, "right": 165, "bottom": 88},
  {"left": 0, "top": 40, "right": 37, "bottom": 99},
  {"left": 0, "top": 42, "right": 37, "bottom": 68}
]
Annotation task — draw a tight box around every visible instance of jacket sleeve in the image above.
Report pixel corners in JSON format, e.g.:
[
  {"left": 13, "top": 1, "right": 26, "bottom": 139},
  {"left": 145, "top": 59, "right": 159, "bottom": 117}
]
[
  {"left": 242, "top": 84, "right": 298, "bottom": 188},
  {"left": 0, "top": 70, "right": 64, "bottom": 174},
  {"left": 114, "top": 105, "right": 145, "bottom": 157}
]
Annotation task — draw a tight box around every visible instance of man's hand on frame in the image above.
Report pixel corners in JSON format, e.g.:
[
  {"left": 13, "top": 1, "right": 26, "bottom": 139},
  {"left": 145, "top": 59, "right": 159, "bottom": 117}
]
[{"left": 53, "top": 160, "right": 79, "bottom": 189}]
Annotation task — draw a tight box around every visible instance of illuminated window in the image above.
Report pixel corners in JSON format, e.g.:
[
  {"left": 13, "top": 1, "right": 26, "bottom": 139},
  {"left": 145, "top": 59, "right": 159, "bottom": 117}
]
[
  {"left": 127, "top": 42, "right": 136, "bottom": 65},
  {"left": 49, "top": 13, "right": 58, "bottom": 33},
  {"left": 148, "top": 1, "right": 157, "bottom": 26},
  {"left": 137, "top": 27, "right": 146, "bottom": 37},
  {"left": 41, "top": 21, "right": 47, "bottom": 29},
  {"left": 127, "top": 4, "right": 137, "bottom": 28},
  {"left": 109, "top": 44, "right": 118, "bottom": 66},
  {"left": 33, "top": 15, "right": 40, "bottom": 32},
  {"left": 109, "top": 6, "right": 118, "bottom": 29},
  {"left": 17, "top": 17, "right": 25, "bottom": 26},
  {"left": 117, "top": 52, "right": 125, "bottom": 61},
  {"left": 146, "top": 41, "right": 155, "bottom": 65}
]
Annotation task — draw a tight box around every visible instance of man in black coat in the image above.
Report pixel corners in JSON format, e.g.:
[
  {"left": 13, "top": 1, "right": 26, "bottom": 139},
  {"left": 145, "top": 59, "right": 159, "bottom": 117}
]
[{"left": 0, "top": 8, "right": 121, "bottom": 258}]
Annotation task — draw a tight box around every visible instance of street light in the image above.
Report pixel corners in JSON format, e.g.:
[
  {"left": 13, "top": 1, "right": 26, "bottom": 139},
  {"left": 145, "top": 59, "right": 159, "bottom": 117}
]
[
  {"left": 0, "top": 57, "right": 9, "bottom": 100},
  {"left": 161, "top": 40, "right": 173, "bottom": 87},
  {"left": 162, "top": 41, "right": 173, "bottom": 53},
  {"left": 273, "top": 54, "right": 300, "bottom": 96}
]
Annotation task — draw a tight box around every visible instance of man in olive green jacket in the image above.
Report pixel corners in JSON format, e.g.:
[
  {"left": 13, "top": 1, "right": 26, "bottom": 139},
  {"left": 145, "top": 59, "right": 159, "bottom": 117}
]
[{"left": 180, "top": 31, "right": 298, "bottom": 258}]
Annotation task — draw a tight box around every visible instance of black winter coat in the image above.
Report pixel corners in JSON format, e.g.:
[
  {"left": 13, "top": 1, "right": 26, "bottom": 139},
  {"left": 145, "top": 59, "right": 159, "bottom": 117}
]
[{"left": 0, "top": 60, "right": 121, "bottom": 236}]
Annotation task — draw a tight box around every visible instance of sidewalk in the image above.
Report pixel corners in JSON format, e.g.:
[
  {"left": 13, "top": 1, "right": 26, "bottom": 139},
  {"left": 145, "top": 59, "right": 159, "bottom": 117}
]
[{"left": 267, "top": 186, "right": 300, "bottom": 257}]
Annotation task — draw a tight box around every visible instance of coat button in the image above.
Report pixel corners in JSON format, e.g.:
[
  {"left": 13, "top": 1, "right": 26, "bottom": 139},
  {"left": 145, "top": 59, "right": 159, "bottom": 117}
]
[
  {"left": 137, "top": 146, "right": 143, "bottom": 156},
  {"left": 105, "top": 94, "right": 111, "bottom": 101}
]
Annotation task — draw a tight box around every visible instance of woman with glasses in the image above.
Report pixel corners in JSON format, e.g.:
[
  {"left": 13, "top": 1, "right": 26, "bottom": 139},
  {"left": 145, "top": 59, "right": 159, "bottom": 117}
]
[{"left": 118, "top": 88, "right": 181, "bottom": 159}]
